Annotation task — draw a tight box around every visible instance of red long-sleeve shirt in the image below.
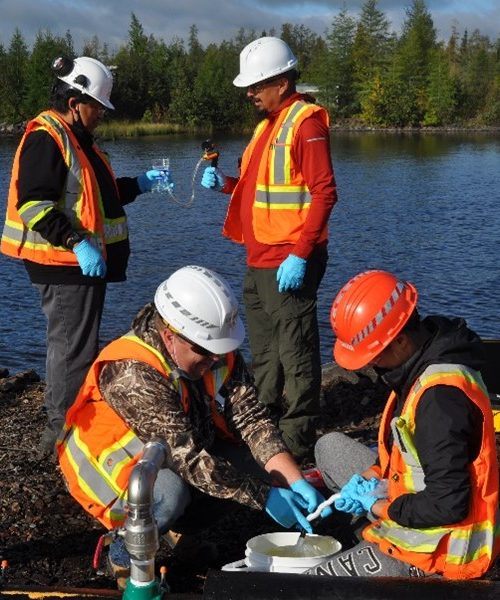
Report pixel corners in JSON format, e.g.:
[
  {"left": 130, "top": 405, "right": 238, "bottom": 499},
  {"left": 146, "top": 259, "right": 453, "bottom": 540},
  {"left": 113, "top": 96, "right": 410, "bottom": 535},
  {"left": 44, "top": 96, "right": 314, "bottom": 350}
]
[{"left": 224, "top": 93, "right": 337, "bottom": 268}]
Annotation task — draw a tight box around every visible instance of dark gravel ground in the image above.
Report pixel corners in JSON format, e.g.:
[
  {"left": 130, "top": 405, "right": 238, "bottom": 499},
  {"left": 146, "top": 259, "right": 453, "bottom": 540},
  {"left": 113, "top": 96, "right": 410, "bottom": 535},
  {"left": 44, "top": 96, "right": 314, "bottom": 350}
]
[{"left": 0, "top": 365, "right": 498, "bottom": 595}]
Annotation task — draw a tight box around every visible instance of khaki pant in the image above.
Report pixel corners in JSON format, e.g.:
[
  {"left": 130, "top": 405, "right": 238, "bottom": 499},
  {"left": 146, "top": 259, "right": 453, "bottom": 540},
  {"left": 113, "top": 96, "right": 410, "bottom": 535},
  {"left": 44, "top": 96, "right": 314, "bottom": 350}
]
[{"left": 243, "top": 250, "right": 327, "bottom": 462}]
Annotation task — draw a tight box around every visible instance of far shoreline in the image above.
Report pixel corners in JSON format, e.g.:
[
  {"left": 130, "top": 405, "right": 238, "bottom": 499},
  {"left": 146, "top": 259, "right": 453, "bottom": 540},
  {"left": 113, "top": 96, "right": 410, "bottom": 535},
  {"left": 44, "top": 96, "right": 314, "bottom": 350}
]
[{"left": 1, "top": 120, "right": 500, "bottom": 141}]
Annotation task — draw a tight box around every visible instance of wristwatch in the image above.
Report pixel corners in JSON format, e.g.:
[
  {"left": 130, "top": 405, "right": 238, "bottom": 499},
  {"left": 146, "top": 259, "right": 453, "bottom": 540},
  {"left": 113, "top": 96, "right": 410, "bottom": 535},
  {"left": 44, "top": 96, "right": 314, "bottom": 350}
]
[{"left": 65, "top": 231, "right": 84, "bottom": 250}]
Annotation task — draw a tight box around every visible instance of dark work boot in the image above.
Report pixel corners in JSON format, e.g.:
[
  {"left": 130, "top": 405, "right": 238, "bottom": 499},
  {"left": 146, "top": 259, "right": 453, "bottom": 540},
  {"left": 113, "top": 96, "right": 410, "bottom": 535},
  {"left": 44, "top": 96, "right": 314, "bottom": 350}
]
[{"left": 36, "top": 426, "right": 58, "bottom": 461}]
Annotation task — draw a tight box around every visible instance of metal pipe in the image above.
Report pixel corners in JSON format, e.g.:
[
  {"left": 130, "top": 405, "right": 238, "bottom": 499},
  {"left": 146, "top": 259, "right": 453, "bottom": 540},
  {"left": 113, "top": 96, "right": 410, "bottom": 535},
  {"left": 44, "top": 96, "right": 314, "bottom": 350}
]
[
  {"left": 124, "top": 439, "right": 169, "bottom": 586},
  {"left": 203, "top": 570, "right": 500, "bottom": 599}
]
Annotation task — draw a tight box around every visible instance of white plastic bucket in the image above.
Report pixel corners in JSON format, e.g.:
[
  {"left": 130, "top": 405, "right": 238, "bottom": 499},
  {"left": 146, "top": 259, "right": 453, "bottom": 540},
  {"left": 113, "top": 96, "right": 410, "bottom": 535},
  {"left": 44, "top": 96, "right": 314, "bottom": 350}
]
[{"left": 222, "top": 531, "right": 341, "bottom": 574}]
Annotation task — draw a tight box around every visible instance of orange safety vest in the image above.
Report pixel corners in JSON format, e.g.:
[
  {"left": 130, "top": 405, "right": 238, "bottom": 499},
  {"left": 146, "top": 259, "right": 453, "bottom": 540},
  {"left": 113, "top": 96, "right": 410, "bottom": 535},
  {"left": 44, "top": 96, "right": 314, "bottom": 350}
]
[
  {"left": 1, "top": 110, "right": 127, "bottom": 265},
  {"left": 57, "top": 333, "right": 236, "bottom": 529},
  {"left": 223, "top": 99, "right": 329, "bottom": 246},
  {"left": 363, "top": 363, "right": 500, "bottom": 579}
]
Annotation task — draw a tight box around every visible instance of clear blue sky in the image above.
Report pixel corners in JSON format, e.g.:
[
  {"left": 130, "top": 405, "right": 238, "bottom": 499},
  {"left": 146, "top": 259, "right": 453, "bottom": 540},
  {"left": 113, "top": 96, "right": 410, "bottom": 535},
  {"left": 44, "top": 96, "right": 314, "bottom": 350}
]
[{"left": 0, "top": 0, "right": 498, "bottom": 52}]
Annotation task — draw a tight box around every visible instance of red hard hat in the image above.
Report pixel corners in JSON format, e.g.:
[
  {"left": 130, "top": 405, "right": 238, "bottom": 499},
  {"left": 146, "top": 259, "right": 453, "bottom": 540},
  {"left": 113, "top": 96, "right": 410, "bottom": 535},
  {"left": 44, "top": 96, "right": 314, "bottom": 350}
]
[{"left": 330, "top": 270, "right": 418, "bottom": 370}]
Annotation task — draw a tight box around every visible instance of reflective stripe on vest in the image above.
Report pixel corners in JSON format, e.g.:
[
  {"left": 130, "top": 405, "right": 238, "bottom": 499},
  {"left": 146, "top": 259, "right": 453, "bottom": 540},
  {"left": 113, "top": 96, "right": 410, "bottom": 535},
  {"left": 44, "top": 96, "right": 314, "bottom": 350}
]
[
  {"left": 368, "top": 509, "right": 500, "bottom": 564},
  {"left": 254, "top": 102, "right": 314, "bottom": 210},
  {"left": 363, "top": 363, "right": 500, "bottom": 578},
  {"left": 62, "top": 422, "right": 143, "bottom": 525},
  {"left": 390, "top": 416, "right": 425, "bottom": 493},
  {"left": 18, "top": 200, "right": 55, "bottom": 229}
]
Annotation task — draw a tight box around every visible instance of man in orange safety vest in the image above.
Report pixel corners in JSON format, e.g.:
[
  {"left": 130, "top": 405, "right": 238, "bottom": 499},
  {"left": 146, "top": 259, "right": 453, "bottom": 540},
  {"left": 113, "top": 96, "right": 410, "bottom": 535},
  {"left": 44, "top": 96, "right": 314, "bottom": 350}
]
[{"left": 308, "top": 270, "right": 499, "bottom": 579}]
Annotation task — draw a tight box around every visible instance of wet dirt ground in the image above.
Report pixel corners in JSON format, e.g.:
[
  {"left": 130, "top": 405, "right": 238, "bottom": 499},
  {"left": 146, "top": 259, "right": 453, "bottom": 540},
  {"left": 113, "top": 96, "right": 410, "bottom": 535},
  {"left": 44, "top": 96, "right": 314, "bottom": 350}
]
[{"left": 0, "top": 365, "right": 498, "bottom": 595}]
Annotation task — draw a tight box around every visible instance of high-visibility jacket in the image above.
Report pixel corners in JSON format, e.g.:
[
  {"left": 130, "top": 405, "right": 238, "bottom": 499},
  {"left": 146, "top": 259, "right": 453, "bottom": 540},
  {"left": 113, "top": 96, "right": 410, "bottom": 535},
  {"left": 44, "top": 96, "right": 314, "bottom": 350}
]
[
  {"left": 1, "top": 110, "right": 127, "bottom": 265},
  {"left": 57, "top": 333, "right": 236, "bottom": 529},
  {"left": 223, "top": 99, "right": 329, "bottom": 246},
  {"left": 363, "top": 363, "right": 500, "bottom": 579}
]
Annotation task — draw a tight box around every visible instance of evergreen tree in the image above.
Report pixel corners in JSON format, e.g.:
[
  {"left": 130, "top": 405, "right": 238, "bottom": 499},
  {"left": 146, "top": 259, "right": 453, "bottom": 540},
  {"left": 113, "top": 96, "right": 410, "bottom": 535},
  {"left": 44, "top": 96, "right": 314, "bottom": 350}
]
[
  {"left": 322, "top": 7, "right": 357, "bottom": 117},
  {"left": 188, "top": 24, "right": 204, "bottom": 74},
  {"left": 191, "top": 41, "right": 245, "bottom": 130},
  {"left": 145, "top": 39, "right": 171, "bottom": 122},
  {"left": 234, "top": 27, "right": 258, "bottom": 51},
  {"left": 353, "top": 0, "right": 394, "bottom": 121},
  {"left": 112, "top": 13, "right": 152, "bottom": 119},
  {"left": 353, "top": 0, "right": 392, "bottom": 85},
  {"left": 24, "top": 30, "right": 74, "bottom": 117},
  {"left": 459, "top": 29, "right": 494, "bottom": 121},
  {"left": 4, "top": 29, "right": 29, "bottom": 121},
  {"left": 0, "top": 44, "right": 8, "bottom": 120},
  {"left": 423, "top": 45, "right": 458, "bottom": 125},
  {"left": 165, "top": 38, "right": 196, "bottom": 125},
  {"left": 82, "top": 35, "right": 109, "bottom": 62},
  {"left": 391, "top": 0, "right": 437, "bottom": 124},
  {"left": 0, "top": 7, "right": 497, "bottom": 129},
  {"left": 280, "top": 23, "right": 324, "bottom": 81}
]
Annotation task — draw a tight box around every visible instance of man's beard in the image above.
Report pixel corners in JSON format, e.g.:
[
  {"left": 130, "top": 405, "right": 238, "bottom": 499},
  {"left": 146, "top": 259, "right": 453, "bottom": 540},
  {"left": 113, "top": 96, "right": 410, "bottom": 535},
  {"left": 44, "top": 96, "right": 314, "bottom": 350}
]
[{"left": 252, "top": 104, "right": 268, "bottom": 119}]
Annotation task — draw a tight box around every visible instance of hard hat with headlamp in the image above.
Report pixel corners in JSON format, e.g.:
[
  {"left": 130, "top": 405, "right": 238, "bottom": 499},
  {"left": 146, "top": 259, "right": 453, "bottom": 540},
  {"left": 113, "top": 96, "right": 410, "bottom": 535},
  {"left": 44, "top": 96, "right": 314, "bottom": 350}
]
[
  {"left": 154, "top": 265, "right": 245, "bottom": 356},
  {"left": 52, "top": 56, "right": 115, "bottom": 110},
  {"left": 330, "top": 270, "right": 418, "bottom": 370}
]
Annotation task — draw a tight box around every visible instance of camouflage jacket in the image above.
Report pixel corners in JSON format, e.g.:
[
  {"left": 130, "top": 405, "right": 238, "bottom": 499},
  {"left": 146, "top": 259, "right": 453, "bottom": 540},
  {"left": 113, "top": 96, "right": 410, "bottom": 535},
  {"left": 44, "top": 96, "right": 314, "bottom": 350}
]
[{"left": 99, "top": 303, "right": 287, "bottom": 511}]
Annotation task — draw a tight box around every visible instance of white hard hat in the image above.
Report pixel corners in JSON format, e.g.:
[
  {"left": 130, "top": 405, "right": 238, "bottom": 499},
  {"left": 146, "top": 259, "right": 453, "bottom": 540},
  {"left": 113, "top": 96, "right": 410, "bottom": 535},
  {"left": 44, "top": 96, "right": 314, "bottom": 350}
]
[
  {"left": 233, "top": 36, "right": 298, "bottom": 87},
  {"left": 55, "top": 56, "right": 114, "bottom": 110},
  {"left": 154, "top": 266, "right": 245, "bottom": 355}
]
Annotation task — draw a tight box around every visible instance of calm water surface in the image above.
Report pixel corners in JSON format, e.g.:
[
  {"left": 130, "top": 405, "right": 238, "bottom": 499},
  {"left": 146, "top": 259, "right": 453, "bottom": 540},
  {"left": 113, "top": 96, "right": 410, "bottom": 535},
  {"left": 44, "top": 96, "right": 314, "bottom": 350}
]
[{"left": 1, "top": 131, "right": 499, "bottom": 376}]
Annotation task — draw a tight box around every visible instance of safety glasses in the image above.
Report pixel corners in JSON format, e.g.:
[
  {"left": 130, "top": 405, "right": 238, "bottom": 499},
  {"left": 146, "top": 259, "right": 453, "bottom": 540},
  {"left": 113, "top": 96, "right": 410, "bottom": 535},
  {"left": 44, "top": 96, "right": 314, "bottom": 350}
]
[
  {"left": 164, "top": 321, "right": 218, "bottom": 358},
  {"left": 247, "top": 75, "right": 283, "bottom": 94},
  {"left": 175, "top": 331, "right": 217, "bottom": 358}
]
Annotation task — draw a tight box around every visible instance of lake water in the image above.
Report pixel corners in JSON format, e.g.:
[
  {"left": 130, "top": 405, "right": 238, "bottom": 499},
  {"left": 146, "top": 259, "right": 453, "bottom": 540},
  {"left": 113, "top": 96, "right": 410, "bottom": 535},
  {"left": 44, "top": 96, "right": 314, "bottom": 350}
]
[{"left": 1, "top": 131, "right": 499, "bottom": 376}]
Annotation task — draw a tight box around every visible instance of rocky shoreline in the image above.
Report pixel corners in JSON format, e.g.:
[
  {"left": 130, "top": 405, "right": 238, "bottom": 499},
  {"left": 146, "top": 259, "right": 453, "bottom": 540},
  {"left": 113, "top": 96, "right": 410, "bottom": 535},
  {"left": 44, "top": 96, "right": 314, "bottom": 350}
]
[
  {"left": 0, "top": 366, "right": 498, "bottom": 593},
  {"left": 1, "top": 121, "right": 499, "bottom": 140}
]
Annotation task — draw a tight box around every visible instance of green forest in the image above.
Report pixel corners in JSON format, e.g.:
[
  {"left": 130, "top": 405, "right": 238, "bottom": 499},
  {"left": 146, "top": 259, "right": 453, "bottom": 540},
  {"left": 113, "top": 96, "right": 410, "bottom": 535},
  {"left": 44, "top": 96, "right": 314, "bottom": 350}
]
[{"left": 1, "top": 0, "right": 499, "bottom": 130}]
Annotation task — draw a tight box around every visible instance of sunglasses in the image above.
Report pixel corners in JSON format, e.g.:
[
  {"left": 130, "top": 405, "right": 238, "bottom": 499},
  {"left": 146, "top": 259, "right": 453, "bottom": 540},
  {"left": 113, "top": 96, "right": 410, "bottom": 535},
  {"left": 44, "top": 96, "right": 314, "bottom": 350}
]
[
  {"left": 164, "top": 321, "right": 218, "bottom": 358},
  {"left": 247, "top": 75, "right": 283, "bottom": 94},
  {"left": 176, "top": 331, "right": 217, "bottom": 358}
]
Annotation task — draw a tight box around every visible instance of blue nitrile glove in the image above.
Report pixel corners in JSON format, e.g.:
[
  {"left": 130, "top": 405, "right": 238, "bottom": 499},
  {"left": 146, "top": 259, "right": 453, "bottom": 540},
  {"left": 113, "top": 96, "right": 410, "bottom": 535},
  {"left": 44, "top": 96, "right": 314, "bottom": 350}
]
[
  {"left": 334, "top": 474, "right": 366, "bottom": 516},
  {"left": 276, "top": 254, "right": 307, "bottom": 293},
  {"left": 201, "top": 166, "right": 225, "bottom": 192},
  {"left": 137, "top": 169, "right": 174, "bottom": 193},
  {"left": 335, "top": 495, "right": 365, "bottom": 515},
  {"left": 343, "top": 474, "right": 366, "bottom": 495},
  {"left": 335, "top": 475, "right": 382, "bottom": 515},
  {"left": 290, "top": 479, "right": 333, "bottom": 520},
  {"left": 351, "top": 477, "right": 385, "bottom": 513},
  {"left": 73, "top": 239, "right": 107, "bottom": 278},
  {"left": 265, "top": 487, "right": 312, "bottom": 533}
]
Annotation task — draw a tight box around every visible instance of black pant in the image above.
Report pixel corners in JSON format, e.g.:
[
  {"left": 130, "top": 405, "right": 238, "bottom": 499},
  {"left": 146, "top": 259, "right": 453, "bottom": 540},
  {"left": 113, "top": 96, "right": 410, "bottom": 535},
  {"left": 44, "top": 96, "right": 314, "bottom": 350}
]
[{"left": 34, "top": 282, "right": 106, "bottom": 432}]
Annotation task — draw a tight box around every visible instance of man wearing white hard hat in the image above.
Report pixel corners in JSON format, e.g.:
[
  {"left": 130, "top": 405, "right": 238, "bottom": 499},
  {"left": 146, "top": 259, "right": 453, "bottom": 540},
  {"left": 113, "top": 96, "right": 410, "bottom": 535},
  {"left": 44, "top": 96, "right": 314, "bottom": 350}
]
[
  {"left": 57, "top": 265, "right": 332, "bottom": 587},
  {"left": 201, "top": 37, "right": 338, "bottom": 463},
  {"left": 1, "top": 56, "right": 171, "bottom": 458}
]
